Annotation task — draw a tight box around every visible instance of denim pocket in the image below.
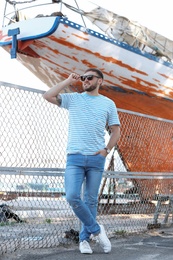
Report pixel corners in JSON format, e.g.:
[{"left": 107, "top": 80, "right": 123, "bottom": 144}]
[{"left": 97, "top": 153, "right": 106, "bottom": 159}]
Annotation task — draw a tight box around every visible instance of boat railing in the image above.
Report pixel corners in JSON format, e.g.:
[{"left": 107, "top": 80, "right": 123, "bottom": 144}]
[
  {"left": 2, "top": 0, "right": 87, "bottom": 28},
  {"left": 3, "top": 1, "right": 60, "bottom": 26}
]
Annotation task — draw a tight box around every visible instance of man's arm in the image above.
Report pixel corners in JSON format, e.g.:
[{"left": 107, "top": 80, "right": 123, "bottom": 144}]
[
  {"left": 42, "top": 73, "right": 80, "bottom": 105},
  {"left": 106, "top": 125, "right": 120, "bottom": 151},
  {"left": 95, "top": 125, "right": 120, "bottom": 156}
]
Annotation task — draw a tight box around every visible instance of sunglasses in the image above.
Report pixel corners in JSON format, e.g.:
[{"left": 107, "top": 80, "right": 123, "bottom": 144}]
[{"left": 80, "top": 75, "right": 101, "bottom": 81}]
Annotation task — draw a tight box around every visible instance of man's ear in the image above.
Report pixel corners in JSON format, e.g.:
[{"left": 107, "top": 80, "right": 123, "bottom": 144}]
[{"left": 99, "top": 78, "right": 103, "bottom": 86}]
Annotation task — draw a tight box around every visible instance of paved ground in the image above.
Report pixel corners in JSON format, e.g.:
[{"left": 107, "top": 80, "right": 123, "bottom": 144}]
[{"left": 1, "top": 226, "right": 173, "bottom": 260}]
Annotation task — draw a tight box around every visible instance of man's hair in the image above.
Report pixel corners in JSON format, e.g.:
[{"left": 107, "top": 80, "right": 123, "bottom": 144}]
[{"left": 84, "top": 68, "right": 104, "bottom": 79}]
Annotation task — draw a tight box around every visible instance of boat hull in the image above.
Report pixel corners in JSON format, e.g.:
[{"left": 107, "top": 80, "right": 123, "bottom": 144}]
[{"left": 0, "top": 16, "right": 173, "bottom": 120}]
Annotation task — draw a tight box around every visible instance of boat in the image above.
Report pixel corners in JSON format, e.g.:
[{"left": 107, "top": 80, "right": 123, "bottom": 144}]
[
  {"left": 0, "top": 0, "right": 173, "bottom": 120},
  {"left": 0, "top": 0, "right": 173, "bottom": 199}
]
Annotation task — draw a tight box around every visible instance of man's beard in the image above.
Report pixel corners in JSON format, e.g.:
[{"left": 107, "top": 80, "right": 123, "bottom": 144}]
[{"left": 84, "top": 84, "right": 98, "bottom": 92}]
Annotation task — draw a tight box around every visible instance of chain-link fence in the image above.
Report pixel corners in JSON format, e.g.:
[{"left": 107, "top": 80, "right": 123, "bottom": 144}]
[{"left": 0, "top": 81, "right": 173, "bottom": 255}]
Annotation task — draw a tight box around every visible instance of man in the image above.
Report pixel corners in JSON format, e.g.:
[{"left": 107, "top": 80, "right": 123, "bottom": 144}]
[{"left": 43, "top": 68, "right": 120, "bottom": 254}]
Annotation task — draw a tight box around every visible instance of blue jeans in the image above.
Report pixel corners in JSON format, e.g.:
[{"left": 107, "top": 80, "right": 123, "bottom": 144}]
[{"left": 65, "top": 153, "right": 106, "bottom": 242}]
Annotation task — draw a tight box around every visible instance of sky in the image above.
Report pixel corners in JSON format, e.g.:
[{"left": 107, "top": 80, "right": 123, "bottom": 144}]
[{"left": 0, "top": 0, "right": 173, "bottom": 90}]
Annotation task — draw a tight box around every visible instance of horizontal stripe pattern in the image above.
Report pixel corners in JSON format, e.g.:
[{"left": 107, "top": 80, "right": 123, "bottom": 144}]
[{"left": 60, "top": 92, "right": 120, "bottom": 155}]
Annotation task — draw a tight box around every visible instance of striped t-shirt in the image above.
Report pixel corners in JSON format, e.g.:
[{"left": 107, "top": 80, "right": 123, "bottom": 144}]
[{"left": 60, "top": 92, "right": 120, "bottom": 155}]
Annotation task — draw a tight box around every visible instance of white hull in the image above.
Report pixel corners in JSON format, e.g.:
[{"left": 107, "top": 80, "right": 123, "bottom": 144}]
[{"left": 1, "top": 16, "right": 173, "bottom": 119}]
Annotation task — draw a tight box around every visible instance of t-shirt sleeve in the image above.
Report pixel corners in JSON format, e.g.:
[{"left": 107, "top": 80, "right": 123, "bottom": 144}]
[
  {"left": 108, "top": 101, "right": 120, "bottom": 126},
  {"left": 59, "top": 93, "right": 75, "bottom": 110}
]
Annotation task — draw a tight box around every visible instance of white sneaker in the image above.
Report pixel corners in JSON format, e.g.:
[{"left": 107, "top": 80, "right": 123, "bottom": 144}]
[
  {"left": 79, "top": 240, "right": 93, "bottom": 254},
  {"left": 97, "top": 225, "right": 111, "bottom": 253}
]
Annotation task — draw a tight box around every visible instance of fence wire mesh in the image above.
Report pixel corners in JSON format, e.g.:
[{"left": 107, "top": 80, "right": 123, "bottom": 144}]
[{"left": 0, "top": 82, "right": 173, "bottom": 255}]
